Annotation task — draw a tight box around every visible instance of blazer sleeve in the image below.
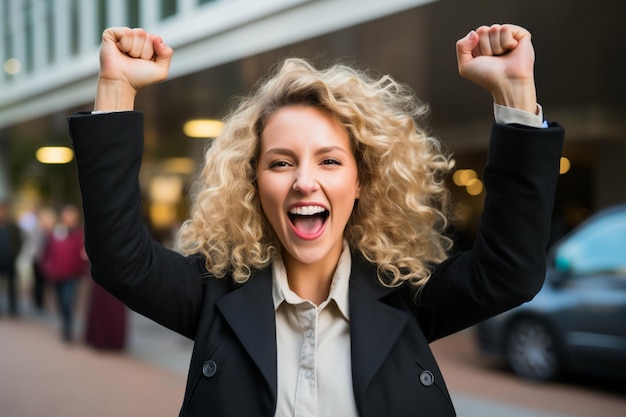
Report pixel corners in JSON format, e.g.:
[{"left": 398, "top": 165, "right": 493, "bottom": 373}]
[
  {"left": 69, "top": 111, "right": 205, "bottom": 339},
  {"left": 417, "top": 122, "right": 565, "bottom": 342}
]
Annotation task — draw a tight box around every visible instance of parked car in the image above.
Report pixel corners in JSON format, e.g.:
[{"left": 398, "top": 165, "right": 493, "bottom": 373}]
[{"left": 475, "top": 204, "right": 626, "bottom": 381}]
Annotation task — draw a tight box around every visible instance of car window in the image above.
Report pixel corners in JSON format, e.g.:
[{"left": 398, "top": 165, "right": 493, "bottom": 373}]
[{"left": 555, "top": 210, "right": 626, "bottom": 275}]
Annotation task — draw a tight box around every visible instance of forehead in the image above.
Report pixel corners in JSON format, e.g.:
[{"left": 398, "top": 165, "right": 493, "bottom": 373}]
[{"left": 260, "top": 105, "right": 350, "bottom": 148}]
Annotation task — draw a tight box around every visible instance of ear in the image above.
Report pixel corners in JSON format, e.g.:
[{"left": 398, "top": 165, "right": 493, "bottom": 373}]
[{"left": 355, "top": 180, "right": 361, "bottom": 199}]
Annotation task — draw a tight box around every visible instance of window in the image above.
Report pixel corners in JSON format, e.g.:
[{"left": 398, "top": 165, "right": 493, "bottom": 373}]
[
  {"left": 24, "top": 1, "right": 34, "bottom": 72},
  {"left": 70, "top": 0, "right": 80, "bottom": 55},
  {"left": 44, "top": 0, "right": 54, "bottom": 64},
  {"left": 161, "top": 0, "right": 177, "bottom": 19},
  {"left": 97, "top": 0, "right": 107, "bottom": 44},
  {"left": 128, "top": 0, "right": 140, "bottom": 28},
  {"left": 2, "top": 0, "right": 11, "bottom": 77},
  {"left": 556, "top": 209, "right": 626, "bottom": 275}
]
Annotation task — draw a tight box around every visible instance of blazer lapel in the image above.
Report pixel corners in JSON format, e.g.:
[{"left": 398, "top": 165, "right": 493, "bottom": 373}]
[
  {"left": 215, "top": 259, "right": 409, "bottom": 406},
  {"left": 217, "top": 268, "right": 277, "bottom": 400},
  {"left": 349, "top": 259, "right": 409, "bottom": 403}
]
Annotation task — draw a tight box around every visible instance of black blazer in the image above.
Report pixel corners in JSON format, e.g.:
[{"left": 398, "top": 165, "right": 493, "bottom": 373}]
[{"left": 69, "top": 112, "right": 564, "bottom": 416}]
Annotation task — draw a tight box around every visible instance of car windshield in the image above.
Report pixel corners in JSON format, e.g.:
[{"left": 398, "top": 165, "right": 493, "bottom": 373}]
[{"left": 555, "top": 209, "right": 626, "bottom": 275}]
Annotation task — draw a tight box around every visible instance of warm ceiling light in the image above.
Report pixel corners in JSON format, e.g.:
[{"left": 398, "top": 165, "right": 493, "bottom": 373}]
[
  {"left": 36, "top": 146, "right": 74, "bottom": 164},
  {"left": 453, "top": 169, "right": 477, "bottom": 186},
  {"left": 3, "top": 58, "right": 21, "bottom": 75},
  {"left": 149, "top": 175, "right": 183, "bottom": 204},
  {"left": 183, "top": 119, "right": 224, "bottom": 138},
  {"left": 465, "top": 178, "right": 484, "bottom": 196},
  {"left": 559, "top": 157, "right": 571, "bottom": 174},
  {"left": 149, "top": 202, "right": 177, "bottom": 229},
  {"left": 162, "top": 157, "right": 195, "bottom": 174}
]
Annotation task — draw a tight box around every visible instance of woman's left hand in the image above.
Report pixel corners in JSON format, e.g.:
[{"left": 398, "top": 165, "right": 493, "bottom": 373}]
[{"left": 456, "top": 24, "right": 537, "bottom": 114}]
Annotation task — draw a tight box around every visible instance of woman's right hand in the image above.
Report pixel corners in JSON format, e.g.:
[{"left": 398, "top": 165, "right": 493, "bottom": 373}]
[{"left": 95, "top": 28, "right": 173, "bottom": 111}]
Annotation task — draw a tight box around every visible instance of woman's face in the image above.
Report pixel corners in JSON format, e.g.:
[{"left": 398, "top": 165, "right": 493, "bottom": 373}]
[{"left": 256, "top": 105, "right": 360, "bottom": 269}]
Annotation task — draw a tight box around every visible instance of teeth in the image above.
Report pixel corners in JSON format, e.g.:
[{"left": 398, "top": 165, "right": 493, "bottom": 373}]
[{"left": 289, "top": 205, "right": 326, "bottom": 216}]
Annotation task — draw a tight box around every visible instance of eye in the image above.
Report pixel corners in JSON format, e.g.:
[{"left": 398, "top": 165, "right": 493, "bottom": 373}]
[
  {"left": 269, "top": 160, "right": 292, "bottom": 169},
  {"left": 321, "top": 158, "right": 341, "bottom": 166}
]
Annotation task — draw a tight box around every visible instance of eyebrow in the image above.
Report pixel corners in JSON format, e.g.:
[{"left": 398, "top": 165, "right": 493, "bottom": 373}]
[{"left": 262, "top": 145, "right": 349, "bottom": 158}]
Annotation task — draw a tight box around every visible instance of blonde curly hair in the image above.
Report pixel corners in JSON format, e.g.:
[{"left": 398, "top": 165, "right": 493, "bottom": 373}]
[{"left": 177, "top": 57, "right": 454, "bottom": 288}]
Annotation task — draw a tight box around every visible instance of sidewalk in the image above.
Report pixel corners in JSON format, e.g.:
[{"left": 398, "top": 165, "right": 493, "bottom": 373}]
[
  {"left": 0, "top": 295, "right": 578, "bottom": 417},
  {"left": 0, "top": 314, "right": 187, "bottom": 417}
]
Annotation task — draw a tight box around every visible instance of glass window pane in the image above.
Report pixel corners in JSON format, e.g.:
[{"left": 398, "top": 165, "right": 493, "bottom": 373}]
[
  {"left": 97, "top": 0, "right": 107, "bottom": 43},
  {"left": 128, "top": 0, "right": 140, "bottom": 28},
  {"left": 161, "top": 0, "right": 177, "bottom": 19},
  {"left": 42, "top": 0, "right": 54, "bottom": 64},
  {"left": 24, "top": 1, "right": 34, "bottom": 71},
  {"left": 70, "top": 0, "right": 80, "bottom": 55},
  {"left": 557, "top": 210, "right": 626, "bottom": 274}
]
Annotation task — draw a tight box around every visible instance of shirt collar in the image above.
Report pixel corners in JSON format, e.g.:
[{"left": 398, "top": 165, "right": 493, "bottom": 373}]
[{"left": 271, "top": 240, "right": 351, "bottom": 320}]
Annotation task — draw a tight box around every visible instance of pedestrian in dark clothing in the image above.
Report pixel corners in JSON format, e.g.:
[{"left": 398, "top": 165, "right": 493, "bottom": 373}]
[
  {"left": 0, "top": 200, "right": 22, "bottom": 317},
  {"left": 30, "top": 206, "right": 57, "bottom": 313}
]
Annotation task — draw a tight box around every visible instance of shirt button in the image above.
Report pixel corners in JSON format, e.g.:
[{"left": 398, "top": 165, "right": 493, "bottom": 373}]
[
  {"left": 305, "top": 329, "right": 313, "bottom": 338},
  {"left": 305, "top": 369, "right": 312, "bottom": 379},
  {"left": 203, "top": 360, "right": 217, "bottom": 378},
  {"left": 419, "top": 370, "right": 434, "bottom": 387}
]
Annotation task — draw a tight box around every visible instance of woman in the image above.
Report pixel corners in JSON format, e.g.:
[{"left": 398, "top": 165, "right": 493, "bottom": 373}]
[{"left": 69, "top": 24, "right": 564, "bottom": 416}]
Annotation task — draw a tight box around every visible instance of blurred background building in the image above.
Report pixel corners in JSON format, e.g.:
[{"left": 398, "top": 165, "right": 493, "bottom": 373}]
[{"left": 1, "top": 0, "right": 624, "bottom": 249}]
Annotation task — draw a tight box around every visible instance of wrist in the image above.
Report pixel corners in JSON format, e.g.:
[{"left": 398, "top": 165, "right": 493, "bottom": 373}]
[
  {"left": 94, "top": 79, "right": 137, "bottom": 111},
  {"left": 491, "top": 79, "right": 538, "bottom": 114}
]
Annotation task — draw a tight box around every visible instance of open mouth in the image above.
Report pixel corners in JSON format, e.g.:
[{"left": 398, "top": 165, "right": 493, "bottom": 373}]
[{"left": 288, "top": 205, "right": 329, "bottom": 236}]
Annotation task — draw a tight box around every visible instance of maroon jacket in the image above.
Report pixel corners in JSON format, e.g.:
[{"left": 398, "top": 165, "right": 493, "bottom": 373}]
[{"left": 42, "top": 227, "right": 86, "bottom": 282}]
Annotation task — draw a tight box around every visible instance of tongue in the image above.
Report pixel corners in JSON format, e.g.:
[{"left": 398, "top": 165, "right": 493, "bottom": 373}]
[{"left": 292, "top": 215, "right": 324, "bottom": 235}]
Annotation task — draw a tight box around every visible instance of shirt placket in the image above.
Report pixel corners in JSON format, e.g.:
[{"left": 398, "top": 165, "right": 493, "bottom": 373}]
[{"left": 293, "top": 303, "right": 318, "bottom": 417}]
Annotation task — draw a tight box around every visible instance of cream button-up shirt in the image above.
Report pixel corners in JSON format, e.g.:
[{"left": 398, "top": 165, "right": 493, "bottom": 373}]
[{"left": 272, "top": 241, "right": 357, "bottom": 417}]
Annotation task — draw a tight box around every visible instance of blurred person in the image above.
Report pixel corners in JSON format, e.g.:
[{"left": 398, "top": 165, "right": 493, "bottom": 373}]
[
  {"left": 41, "top": 204, "right": 87, "bottom": 342},
  {"left": 84, "top": 280, "right": 128, "bottom": 350},
  {"left": 15, "top": 207, "right": 40, "bottom": 309},
  {"left": 68, "top": 24, "right": 564, "bottom": 416},
  {"left": 29, "top": 206, "right": 58, "bottom": 313},
  {"left": 0, "top": 199, "right": 23, "bottom": 317}
]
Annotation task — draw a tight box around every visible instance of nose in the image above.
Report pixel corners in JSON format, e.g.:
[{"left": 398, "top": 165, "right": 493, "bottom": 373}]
[{"left": 292, "top": 167, "right": 319, "bottom": 195}]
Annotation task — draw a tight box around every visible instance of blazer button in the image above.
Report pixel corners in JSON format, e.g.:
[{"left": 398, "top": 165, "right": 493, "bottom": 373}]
[
  {"left": 203, "top": 360, "right": 217, "bottom": 378},
  {"left": 419, "top": 370, "right": 434, "bottom": 387}
]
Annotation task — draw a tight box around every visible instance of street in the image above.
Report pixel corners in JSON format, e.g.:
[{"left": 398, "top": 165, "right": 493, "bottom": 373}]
[{"left": 431, "top": 330, "right": 626, "bottom": 417}]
